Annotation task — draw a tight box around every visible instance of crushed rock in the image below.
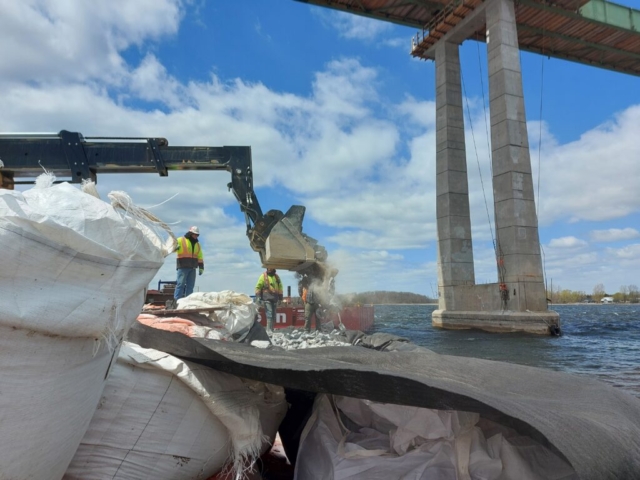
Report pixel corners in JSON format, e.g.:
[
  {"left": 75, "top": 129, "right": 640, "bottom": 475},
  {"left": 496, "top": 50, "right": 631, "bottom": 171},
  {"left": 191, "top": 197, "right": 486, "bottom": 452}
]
[{"left": 266, "top": 329, "right": 351, "bottom": 350}]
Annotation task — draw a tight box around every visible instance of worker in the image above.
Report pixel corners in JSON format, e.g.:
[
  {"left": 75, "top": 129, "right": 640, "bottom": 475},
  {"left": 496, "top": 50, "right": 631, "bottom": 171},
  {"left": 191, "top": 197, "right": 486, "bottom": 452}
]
[
  {"left": 302, "top": 282, "right": 321, "bottom": 333},
  {"left": 173, "top": 226, "right": 204, "bottom": 304},
  {"left": 255, "top": 268, "right": 283, "bottom": 332}
]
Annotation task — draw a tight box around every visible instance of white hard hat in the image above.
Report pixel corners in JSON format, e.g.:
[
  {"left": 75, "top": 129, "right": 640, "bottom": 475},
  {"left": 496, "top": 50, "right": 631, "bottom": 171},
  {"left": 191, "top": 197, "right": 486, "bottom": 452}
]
[{"left": 189, "top": 226, "right": 200, "bottom": 235}]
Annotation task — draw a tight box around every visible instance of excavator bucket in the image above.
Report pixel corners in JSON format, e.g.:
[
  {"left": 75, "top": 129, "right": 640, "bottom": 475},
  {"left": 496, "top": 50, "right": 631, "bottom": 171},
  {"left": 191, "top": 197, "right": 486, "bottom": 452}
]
[{"left": 260, "top": 206, "right": 327, "bottom": 271}]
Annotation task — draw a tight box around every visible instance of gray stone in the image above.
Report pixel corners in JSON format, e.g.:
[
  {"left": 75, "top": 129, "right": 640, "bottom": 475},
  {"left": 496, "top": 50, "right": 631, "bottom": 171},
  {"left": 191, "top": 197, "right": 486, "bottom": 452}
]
[
  {"left": 438, "top": 261, "right": 476, "bottom": 287},
  {"left": 492, "top": 171, "right": 535, "bottom": 202},
  {"left": 491, "top": 144, "right": 532, "bottom": 176},
  {"left": 438, "top": 238, "right": 474, "bottom": 263},
  {"left": 436, "top": 148, "right": 468, "bottom": 174},
  {"left": 436, "top": 105, "right": 465, "bottom": 129},
  {"left": 437, "top": 215, "right": 473, "bottom": 241},
  {"left": 436, "top": 169, "right": 470, "bottom": 196},
  {"left": 489, "top": 68, "right": 524, "bottom": 101},
  {"left": 490, "top": 93, "right": 526, "bottom": 126},
  {"left": 494, "top": 198, "right": 538, "bottom": 227},
  {"left": 437, "top": 192, "right": 471, "bottom": 219}
]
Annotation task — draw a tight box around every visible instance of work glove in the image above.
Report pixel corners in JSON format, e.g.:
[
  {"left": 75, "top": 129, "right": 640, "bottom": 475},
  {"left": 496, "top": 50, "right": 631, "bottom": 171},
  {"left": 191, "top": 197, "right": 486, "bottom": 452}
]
[{"left": 199, "top": 267, "right": 204, "bottom": 276}]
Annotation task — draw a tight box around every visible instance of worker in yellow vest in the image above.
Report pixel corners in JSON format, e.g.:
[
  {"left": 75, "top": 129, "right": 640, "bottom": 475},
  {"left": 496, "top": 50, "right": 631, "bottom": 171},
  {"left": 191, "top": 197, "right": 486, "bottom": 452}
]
[
  {"left": 173, "top": 226, "right": 204, "bottom": 304},
  {"left": 255, "top": 268, "right": 283, "bottom": 332}
]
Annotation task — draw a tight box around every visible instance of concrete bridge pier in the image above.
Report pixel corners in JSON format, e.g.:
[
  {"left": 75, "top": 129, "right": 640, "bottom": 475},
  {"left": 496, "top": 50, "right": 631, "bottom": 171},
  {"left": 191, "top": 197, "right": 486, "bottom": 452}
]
[{"left": 432, "top": 0, "right": 559, "bottom": 334}]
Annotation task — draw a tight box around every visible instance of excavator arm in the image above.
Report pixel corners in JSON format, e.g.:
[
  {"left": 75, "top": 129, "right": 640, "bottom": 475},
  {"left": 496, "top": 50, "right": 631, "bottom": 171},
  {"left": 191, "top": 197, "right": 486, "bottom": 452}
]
[{"left": 0, "top": 130, "right": 326, "bottom": 271}]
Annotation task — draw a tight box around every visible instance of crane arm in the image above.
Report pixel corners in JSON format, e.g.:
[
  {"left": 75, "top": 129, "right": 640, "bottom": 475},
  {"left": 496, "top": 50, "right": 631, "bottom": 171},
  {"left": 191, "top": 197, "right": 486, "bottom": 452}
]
[{"left": 0, "top": 130, "right": 326, "bottom": 271}]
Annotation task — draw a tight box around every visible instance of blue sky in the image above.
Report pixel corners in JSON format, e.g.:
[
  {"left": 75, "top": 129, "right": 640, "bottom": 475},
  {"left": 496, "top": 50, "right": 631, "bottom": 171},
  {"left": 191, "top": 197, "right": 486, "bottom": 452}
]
[{"left": 2, "top": 0, "right": 640, "bottom": 297}]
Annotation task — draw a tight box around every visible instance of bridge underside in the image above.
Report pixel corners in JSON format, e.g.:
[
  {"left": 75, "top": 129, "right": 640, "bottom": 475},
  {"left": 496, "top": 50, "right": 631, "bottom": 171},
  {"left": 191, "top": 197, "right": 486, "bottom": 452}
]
[{"left": 296, "top": 0, "right": 640, "bottom": 76}]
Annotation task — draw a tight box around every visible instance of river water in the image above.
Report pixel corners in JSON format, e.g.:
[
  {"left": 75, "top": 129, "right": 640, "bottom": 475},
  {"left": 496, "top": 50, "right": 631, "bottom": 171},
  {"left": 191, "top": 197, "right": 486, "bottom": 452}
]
[{"left": 373, "top": 304, "right": 640, "bottom": 397}]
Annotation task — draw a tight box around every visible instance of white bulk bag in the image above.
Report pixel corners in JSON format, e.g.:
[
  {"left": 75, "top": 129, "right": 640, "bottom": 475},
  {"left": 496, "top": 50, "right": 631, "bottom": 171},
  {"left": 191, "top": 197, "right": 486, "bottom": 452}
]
[
  {"left": 294, "top": 395, "right": 577, "bottom": 480},
  {"left": 65, "top": 342, "right": 288, "bottom": 480},
  {"left": 177, "top": 291, "right": 259, "bottom": 335},
  {"left": 0, "top": 180, "right": 170, "bottom": 480}
]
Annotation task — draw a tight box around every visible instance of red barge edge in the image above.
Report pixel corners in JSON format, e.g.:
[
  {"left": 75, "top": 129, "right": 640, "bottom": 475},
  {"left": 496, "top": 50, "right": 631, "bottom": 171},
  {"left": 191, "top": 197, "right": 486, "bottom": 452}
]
[
  {"left": 256, "top": 304, "right": 375, "bottom": 333},
  {"left": 145, "top": 286, "right": 375, "bottom": 333}
]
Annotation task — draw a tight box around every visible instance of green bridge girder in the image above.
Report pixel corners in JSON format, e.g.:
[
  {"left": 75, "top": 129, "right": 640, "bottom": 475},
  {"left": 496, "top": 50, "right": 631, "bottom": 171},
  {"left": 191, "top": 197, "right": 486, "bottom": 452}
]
[{"left": 581, "top": 0, "right": 640, "bottom": 33}]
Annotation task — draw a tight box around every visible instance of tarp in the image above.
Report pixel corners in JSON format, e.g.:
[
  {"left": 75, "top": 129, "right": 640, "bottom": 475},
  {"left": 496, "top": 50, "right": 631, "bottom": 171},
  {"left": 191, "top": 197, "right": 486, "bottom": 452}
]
[{"left": 127, "top": 323, "right": 640, "bottom": 480}]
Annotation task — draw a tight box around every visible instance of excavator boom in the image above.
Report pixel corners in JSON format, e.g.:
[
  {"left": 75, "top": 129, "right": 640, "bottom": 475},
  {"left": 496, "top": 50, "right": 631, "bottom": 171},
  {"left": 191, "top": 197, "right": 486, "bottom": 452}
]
[{"left": 0, "top": 130, "right": 326, "bottom": 271}]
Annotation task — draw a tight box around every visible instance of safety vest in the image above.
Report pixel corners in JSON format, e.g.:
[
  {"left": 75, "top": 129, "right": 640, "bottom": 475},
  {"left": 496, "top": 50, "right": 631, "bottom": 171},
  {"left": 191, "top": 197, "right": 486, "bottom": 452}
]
[
  {"left": 176, "top": 236, "right": 203, "bottom": 269},
  {"left": 262, "top": 272, "right": 282, "bottom": 293},
  {"left": 256, "top": 272, "right": 282, "bottom": 301},
  {"left": 302, "top": 285, "right": 317, "bottom": 304}
]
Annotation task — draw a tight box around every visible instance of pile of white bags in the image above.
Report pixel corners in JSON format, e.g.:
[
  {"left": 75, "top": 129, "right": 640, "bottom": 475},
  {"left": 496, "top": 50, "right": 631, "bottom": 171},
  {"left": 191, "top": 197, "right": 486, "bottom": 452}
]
[
  {"left": 295, "top": 395, "right": 577, "bottom": 480},
  {"left": 65, "top": 342, "right": 288, "bottom": 480},
  {"left": 0, "top": 178, "right": 172, "bottom": 479},
  {"left": 177, "top": 291, "right": 259, "bottom": 335}
]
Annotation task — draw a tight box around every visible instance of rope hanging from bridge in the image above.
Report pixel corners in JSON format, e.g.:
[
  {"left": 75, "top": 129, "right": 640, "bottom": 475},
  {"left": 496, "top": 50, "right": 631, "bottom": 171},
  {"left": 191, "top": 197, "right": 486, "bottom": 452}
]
[{"left": 537, "top": 13, "right": 550, "bottom": 303}]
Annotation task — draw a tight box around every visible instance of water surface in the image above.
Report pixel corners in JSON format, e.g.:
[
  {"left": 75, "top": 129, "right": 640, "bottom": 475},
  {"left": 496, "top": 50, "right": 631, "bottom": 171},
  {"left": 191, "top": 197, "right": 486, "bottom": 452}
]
[{"left": 373, "top": 304, "right": 640, "bottom": 397}]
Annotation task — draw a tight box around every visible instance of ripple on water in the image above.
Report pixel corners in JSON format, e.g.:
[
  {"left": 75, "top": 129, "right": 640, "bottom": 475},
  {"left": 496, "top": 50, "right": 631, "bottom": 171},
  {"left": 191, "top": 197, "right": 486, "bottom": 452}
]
[{"left": 372, "top": 304, "right": 640, "bottom": 397}]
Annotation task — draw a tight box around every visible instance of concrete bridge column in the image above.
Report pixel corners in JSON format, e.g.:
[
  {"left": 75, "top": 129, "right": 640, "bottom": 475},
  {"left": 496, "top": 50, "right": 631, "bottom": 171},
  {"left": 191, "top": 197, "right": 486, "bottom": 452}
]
[
  {"left": 434, "top": 41, "right": 475, "bottom": 311},
  {"left": 432, "top": 0, "right": 559, "bottom": 333},
  {"left": 487, "top": 0, "right": 547, "bottom": 311}
]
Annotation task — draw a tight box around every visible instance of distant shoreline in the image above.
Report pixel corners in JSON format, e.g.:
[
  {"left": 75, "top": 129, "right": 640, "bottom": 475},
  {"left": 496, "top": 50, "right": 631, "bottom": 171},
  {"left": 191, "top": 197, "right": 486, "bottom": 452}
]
[
  {"left": 550, "top": 302, "right": 637, "bottom": 306},
  {"left": 371, "top": 303, "right": 438, "bottom": 306}
]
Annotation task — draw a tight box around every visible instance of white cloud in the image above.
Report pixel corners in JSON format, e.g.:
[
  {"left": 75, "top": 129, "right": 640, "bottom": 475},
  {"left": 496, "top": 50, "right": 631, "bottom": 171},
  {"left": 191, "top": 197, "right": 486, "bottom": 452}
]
[
  {"left": 129, "top": 54, "right": 187, "bottom": 109},
  {"left": 316, "top": 10, "right": 393, "bottom": 40},
  {"left": 590, "top": 228, "right": 640, "bottom": 242},
  {"left": 0, "top": 0, "right": 183, "bottom": 84},
  {"left": 382, "top": 37, "right": 408, "bottom": 49},
  {"left": 605, "top": 243, "right": 640, "bottom": 261},
  {"left": 548, "top": 236, "right": 588, "bottom": 248},
  {"left": 532, "top": 106, "right": 640, "bottom": 224}
]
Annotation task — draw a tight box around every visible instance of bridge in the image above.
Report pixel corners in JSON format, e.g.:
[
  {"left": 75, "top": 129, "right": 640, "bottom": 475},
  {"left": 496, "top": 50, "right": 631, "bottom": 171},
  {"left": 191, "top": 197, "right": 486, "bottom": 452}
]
[
  {"left": 297, "top": 0, "right": 640, "bottom": 75},
  {"left": 295, "top": 0, "right": 640, "bottom": 334}
]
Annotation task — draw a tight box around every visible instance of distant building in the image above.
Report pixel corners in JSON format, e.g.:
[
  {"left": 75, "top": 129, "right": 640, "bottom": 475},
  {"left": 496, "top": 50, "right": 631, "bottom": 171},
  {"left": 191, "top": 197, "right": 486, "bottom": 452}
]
[{"left": 601, "top": 297, "right": 614, "bottom": 304}]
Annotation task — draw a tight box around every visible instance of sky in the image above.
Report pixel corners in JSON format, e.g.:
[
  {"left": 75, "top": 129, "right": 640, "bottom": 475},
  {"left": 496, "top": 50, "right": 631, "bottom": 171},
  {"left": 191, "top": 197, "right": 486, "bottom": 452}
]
[{"left": 1, "top": 0, "right": 640, "bottom": 298}]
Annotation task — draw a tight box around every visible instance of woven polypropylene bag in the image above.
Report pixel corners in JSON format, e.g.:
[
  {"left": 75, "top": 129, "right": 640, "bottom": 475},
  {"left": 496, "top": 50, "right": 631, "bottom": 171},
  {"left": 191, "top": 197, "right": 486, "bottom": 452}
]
[{"left": 0, "top": 181, "right": 168, "bottom": 480}]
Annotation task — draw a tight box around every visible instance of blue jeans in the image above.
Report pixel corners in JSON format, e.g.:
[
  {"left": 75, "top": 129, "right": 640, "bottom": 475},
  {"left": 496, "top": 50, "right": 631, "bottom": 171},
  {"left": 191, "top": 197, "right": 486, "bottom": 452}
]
[
  {"left": 264, "top": 300, "right": 277, "bottom": 331},
  {"left": 174, "top": 268, "right": 196, "bottom": 300}
]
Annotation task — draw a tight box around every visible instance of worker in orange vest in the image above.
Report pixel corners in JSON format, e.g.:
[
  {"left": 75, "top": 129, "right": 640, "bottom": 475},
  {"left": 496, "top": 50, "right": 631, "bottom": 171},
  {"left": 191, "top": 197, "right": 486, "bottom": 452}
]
[
  {"left": 173, "top": 226, "right": 204, "bottom": 304},
  {"left": 301, "top": 282, "right": 322, "bottom": 333},
  {"left": 255, "top": 268, "right": 283, "bottom": 332}
]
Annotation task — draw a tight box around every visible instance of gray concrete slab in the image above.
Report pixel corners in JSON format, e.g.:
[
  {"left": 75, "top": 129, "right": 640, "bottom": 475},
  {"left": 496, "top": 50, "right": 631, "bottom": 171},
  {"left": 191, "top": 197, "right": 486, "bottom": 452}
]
[{"left": 433, "top": 309, "right": 560, "bottom": 334}]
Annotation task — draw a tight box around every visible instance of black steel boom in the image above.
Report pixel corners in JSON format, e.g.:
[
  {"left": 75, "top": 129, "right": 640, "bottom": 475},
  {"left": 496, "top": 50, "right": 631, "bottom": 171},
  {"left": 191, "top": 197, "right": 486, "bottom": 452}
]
[{"left": 0, "top": 130, "right": 325, "bottom": 270}]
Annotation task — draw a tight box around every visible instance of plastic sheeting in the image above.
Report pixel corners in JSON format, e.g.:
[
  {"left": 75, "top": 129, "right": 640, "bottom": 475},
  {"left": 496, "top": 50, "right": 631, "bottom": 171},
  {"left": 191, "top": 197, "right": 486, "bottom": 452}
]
[
  {"left": 0, "top": 180, "right": 168, "bottom": 479},
  {"left": 177, "top": 291, "right": 259, "bottom": 335},
  {"left": 295, "top": 395, "right": 578, "bottom": 480},
  {"left": 137, "top": 313, "right": 228, "bottom": 340},
  {"left": 65, "top": 342, "right": 288, "bottom": 480}
]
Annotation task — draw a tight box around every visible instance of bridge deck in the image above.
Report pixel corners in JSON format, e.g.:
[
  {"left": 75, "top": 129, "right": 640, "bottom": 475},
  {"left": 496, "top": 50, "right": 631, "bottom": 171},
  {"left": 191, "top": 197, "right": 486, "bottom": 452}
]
[{"left": 295, "top": 0, "right": 640, "bottom": 76}]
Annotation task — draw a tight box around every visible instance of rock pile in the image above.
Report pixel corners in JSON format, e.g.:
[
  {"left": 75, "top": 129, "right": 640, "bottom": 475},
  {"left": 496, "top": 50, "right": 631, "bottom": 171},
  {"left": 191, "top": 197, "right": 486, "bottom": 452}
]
[{"left": 266, "top": 328, "right": 351, "bottom": 351}]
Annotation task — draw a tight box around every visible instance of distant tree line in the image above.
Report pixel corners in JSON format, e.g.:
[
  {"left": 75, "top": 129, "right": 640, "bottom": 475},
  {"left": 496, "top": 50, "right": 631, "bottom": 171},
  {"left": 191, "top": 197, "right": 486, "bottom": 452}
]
[
  {"left": 338, "top": 291, "right": 435, "bottom": 305},
  {"left": 547, "top": 284, "right": 639, "bottom": 304}
]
